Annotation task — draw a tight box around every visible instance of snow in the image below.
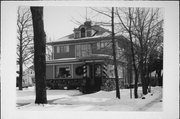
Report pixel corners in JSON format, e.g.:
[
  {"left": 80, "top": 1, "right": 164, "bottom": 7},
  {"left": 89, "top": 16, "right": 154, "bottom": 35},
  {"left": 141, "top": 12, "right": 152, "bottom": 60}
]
[{"left": 16, "top": 86, "right": 162, "bottom": 111}]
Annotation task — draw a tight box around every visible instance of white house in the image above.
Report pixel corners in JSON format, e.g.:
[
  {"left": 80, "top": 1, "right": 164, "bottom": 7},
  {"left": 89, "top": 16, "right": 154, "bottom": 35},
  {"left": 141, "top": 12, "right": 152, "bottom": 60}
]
[{"left": 22, "top": 65, "right": 35, "bottom": 87}]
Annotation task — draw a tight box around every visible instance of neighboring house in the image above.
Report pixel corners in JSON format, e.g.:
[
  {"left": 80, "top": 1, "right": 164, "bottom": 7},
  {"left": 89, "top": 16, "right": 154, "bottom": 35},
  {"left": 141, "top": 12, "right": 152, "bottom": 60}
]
[
  {"left": 46, "top": 21, "right": 131, "bottom": 93},
  {"left": 22, "top": 65, "right": 35, "bottom": 87}
]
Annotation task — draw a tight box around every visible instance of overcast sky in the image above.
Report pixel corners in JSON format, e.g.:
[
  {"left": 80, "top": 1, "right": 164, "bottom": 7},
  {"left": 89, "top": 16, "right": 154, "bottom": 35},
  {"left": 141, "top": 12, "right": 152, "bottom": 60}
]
[
  {"left": 43, "top": 7, "right": 111, "bottom": 41},
  {"left": 44, "top": 7, "right": 92, "bottom": 41},
  {"left": 43, "top": 7, "right": 163, "bottom": 41}
]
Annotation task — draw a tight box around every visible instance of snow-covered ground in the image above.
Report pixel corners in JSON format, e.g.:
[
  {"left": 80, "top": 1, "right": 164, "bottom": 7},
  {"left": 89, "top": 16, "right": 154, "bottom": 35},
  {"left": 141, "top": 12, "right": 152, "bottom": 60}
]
[{"left": 16, "top": 86, "right": 162, "bottom": 111}]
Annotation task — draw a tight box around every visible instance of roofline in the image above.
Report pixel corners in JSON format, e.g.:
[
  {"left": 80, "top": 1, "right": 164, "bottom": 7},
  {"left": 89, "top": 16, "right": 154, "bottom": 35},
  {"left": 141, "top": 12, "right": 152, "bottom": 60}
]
[{"left": 46, "top": 35, "right": 125, "bottom": 45}]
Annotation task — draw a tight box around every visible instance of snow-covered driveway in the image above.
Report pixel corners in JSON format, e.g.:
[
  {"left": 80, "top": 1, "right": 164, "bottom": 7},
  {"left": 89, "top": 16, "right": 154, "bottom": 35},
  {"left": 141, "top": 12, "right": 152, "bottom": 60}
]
[{"left": 16, "top": 86, "right": 162, "bottom": 111}]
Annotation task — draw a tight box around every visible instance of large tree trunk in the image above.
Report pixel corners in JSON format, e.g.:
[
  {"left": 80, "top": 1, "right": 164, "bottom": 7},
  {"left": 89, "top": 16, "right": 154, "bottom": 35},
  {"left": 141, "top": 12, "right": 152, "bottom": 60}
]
[
  {"left": 18, "top": 31, "right": 23, "bottom": 90},
  {"left": 127, "top": 54, "right": 133, "bottom": 98},
  {"left": 18, "top": 59, "right": 23, "bottom": 90},
  {"left": 31, "top": 7, "right": 47, "bottom": 104},
  {"left": 134, "top": 70, "right": 139, "bottom": 98}
]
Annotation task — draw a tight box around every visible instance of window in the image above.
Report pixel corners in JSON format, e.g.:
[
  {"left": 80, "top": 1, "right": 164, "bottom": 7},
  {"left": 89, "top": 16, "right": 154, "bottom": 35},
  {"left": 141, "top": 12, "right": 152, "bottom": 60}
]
[
  {"left": 81, "top": 28, "right": 85, "bottom": 38},
  {"left": 101, "top": 42, "right": 105, "bottom": 48},
  {"left": 97, "top": 41, "right": 110, "bottom": 50},
  {"left": 64, "top": 45, "right": 69, "bottom": 52},
  {"left": 86, "top": 30, "right": 91, "bottom": 37},
  {"left": 56, "top": 45, "right": 69, "bottom": 53},
  {"left": 97, "top": 42, "right": 101, "bottom": 49},
  {"left": 75, "top": 44, "right": 92, "bottom": 57},
  {"left": 75, "top": 31, "right": 80, "bottom": 39},
  {"left": 57, "top": 46, "right": 60, "bottom": 53},
  {"left": 55, "top": 65, "right": 71, "bottom": 78}
]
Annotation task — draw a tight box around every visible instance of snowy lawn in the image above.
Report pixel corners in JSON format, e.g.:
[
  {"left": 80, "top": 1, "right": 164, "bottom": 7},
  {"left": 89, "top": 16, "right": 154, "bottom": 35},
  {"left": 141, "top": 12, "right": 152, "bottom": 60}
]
[{"left": 16, "top": 86, "right": 162, "bottom": 111}]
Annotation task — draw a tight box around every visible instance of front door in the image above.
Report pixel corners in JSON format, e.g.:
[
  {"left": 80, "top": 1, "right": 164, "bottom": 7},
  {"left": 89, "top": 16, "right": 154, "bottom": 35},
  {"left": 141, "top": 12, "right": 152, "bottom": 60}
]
[{"left": 87, "top": 63, "right": 102, "bottom": 92}]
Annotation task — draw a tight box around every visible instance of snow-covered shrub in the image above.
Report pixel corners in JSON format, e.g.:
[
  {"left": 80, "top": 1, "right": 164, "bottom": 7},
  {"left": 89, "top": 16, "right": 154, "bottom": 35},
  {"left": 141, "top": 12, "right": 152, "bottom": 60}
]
[{"left": 101, "top": 78, "right": 122, "bottom": 91}]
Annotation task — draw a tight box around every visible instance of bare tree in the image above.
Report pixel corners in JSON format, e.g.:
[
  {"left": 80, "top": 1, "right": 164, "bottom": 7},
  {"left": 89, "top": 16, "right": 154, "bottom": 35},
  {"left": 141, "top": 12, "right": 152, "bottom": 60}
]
[
  {"left": 31, "top": 7, "right": 47, "bottom": 104},
  {"left": 89, "top": 7, "right": 134, "bottom": 99},
  {"left": 116, "top": 8, "right": 140, "bottom": 98},
  {"left": 17, "top": 7, "right": 33, "bottom": 90},
  {"left": 76, "top": 7, "right": 121, "bottom": 98},
  {"left": 116, "top": 7, "right": 163, "bottom": 96}
]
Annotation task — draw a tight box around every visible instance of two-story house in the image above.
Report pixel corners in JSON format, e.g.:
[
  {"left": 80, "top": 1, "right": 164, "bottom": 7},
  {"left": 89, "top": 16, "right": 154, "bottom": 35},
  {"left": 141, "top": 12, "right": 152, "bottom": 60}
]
[{"left": 46, "top": 21, "right": 129, "bottom": 93}]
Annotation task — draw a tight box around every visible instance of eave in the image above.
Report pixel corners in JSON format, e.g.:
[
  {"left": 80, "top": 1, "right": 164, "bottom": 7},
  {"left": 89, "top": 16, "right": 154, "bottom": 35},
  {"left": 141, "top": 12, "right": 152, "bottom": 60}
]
[{"left": 46, "top": 35, "right": 125, "bottom": 46}]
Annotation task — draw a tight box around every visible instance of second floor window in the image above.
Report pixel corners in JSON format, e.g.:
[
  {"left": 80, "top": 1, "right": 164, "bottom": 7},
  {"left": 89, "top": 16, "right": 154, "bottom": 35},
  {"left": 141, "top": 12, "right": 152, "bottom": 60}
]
[
  {"left": 86, "top": 30, "right": 91, "bottom": 37},
  {"left": 97, "top": 41, "right": 110, "bottom": 50},
  {"left": 76, "top": 44, "right": 92, "bottom": 58},
  {"left": 57, "top": 45, "right": 69, "bottom": 53}
]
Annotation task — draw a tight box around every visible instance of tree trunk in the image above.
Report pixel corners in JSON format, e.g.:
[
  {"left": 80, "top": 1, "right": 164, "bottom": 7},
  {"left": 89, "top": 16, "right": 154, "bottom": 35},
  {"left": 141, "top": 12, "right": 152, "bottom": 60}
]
[
  {"left": 140, "top": 63, "right": 148, "bottom": 95},
  {"left": 31, "top": 7, "right": 47, "bottom": 104},
  {"left": 157, "top": 69, "right": 162, "bottom": 86},
  {"left": 126, "top": 8, "right": 139, "bottom": 98},
  {"left": 134, "top": 70, "right": 139, "bottom": 98},
  {"left": 112, "top": 7, "right": 120, "bottom": 99},
  {"left": 18, "top": 31, "right": 23, "bottom": 90},
  {"left": 127, "top": 55, "right": 133, "bottom": 98},
  {"left": 18, "top": 60, "right": 23, "bottom": 90}
]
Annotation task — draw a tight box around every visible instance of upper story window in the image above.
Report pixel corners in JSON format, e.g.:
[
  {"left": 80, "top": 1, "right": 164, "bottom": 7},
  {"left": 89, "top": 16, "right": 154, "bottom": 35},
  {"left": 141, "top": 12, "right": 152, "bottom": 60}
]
[
  {"left": 74, "top": 31, "right": 80, "bottom": 39},
  {"left": 76, "top": 44, "right": 92, "bottom": 58},
  {"left": 86, "top": 30, "right": 91, "bottom": 37},
  {"left": 74, "top": 21, "right": 92, "bottom": 39},
  {"left": 57, "top": 45, "right": 69, "bottom": 53},
  {"left": 81, "top": 28, "right": 85, "bottom": 38},
  {"left": 97, "top": 41, "right": 110, "bottom": 50}
]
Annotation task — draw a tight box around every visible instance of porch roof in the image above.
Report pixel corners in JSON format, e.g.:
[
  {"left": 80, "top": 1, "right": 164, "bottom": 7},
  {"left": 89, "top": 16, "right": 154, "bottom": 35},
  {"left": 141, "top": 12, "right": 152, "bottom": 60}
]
[
  {"left": 46, "top": 58, "right": 79, "bottom": 64},
  {"left": 46, "top": 54, "right": 126, "bottom": 65},
  {"left": 46, "top": 55, "right": 111, "bottom": 64},
  {"left": 77, "top": 54, "right": 112, "bottom": 61}
]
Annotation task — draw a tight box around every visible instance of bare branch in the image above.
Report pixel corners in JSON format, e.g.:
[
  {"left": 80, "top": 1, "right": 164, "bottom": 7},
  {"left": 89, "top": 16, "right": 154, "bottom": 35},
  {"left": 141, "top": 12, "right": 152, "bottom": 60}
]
[{"left": 90, "top": 7, "right": 111, "bottom": 18}]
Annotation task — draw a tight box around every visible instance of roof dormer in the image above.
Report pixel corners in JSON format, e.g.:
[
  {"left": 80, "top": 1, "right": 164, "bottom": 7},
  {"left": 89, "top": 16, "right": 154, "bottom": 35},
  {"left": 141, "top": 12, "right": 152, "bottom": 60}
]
[{"left": 74, "top": 21, "right": 92, "bottom": 39}]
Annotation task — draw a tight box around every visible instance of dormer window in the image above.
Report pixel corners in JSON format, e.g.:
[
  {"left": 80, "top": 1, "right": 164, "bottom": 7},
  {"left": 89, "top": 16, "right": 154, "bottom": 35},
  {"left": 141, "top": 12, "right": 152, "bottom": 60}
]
[
  {"left": 81, "top": 28, "right": 85, "bottom": 38},
  {"left": 74, "top": 21, "right": 92, "bottom": 39},
  {"left": 74, "top": 31, "right": 80, "bottom": 39},
  {"left": 86, "top": 30, "right": 91, "bottom": 37}
]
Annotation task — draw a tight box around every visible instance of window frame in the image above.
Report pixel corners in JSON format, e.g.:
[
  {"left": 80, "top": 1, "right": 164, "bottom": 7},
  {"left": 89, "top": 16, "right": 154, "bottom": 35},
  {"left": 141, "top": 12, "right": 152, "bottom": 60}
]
[
  {"left": 56, "top": 45, "right": 70, "bottom": 53},
  {"left": 75, "top": 44, "right": 92, "bottom": 58},
  {"left": 81, "top": 28, "right": 86, "bottom": 38},
  {"left": 97, "top": 40, "right": 110, "bottom": 50},
  {"left": 55, "top": 65, "right": 72, "bottom": 79}
]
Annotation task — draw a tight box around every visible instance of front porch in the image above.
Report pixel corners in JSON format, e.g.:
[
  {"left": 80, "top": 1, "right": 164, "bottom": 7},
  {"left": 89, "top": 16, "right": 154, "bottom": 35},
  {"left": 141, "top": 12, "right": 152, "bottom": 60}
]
[{"left": 46, "top": 54, "right": 127, "bottom": 93}]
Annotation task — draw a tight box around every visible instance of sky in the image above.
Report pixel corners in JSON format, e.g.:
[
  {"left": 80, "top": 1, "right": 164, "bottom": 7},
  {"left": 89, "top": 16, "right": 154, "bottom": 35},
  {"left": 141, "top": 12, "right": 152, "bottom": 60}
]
[
  {"left": 43, "top": 7, "right": 164, "bottom": 42},
  {"left": 44, "top": 7, "right": 92, "bottom": 41},
  {"left": 43, "top": 7, "right": 111, "bottom": 41}
]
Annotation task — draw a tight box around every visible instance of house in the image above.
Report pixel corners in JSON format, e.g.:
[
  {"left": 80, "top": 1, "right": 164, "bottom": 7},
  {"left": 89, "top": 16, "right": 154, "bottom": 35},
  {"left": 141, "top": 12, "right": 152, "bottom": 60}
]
[
  {"left": 46, "top": 21, "right": 130, "bottom": 93},
  {"left": 22, "top": 65, "right": 35, "bottom": 87}
]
